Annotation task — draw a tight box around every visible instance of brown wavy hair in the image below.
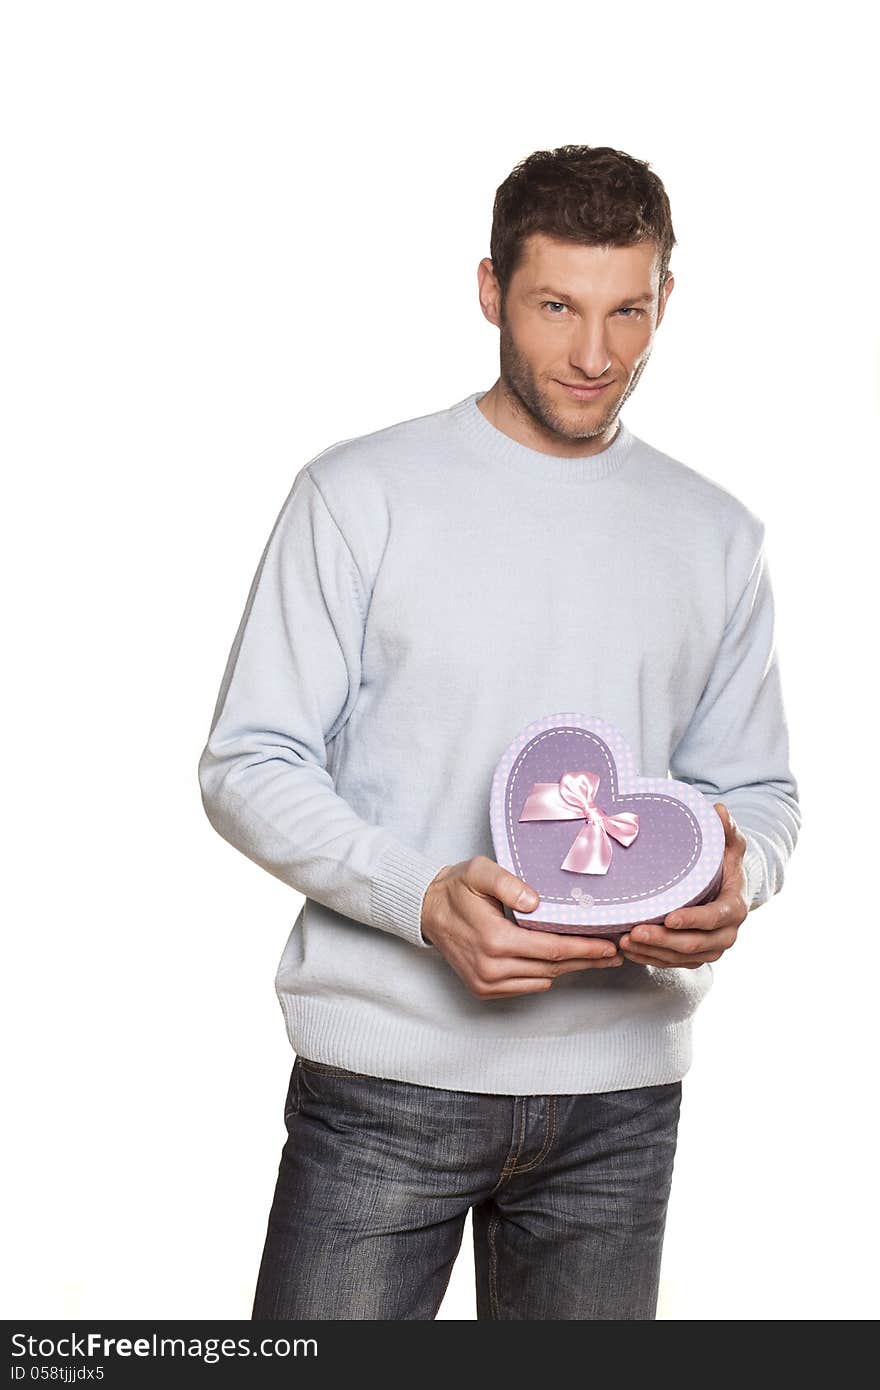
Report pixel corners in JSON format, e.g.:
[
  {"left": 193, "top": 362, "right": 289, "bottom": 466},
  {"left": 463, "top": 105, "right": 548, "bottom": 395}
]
[{"left": 489, "top": 144, "right": 676, "bottom": 308}]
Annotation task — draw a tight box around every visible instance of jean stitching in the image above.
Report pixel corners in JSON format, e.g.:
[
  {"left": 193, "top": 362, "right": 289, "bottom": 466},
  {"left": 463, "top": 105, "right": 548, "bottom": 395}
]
[
  {"left": 488, "top": 1098, "right": 527, "bottom": 1197},
  {"left": 487, "top": 1210, "right": 501, "bottom": 1319},
  {"left": 298, "top": 1059, "right": 374, "bottom": 1080},
  {"left": 507, "top": 1096, "right": 558, "bottom": 1175}
]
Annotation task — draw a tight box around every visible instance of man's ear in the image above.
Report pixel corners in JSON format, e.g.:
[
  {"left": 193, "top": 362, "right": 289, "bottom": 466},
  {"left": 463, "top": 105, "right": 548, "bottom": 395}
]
[
  {"left": 478, "top": 256, "right": 503, "bottom": 328},
  {"left": 656, "top": 272, "right": 674, "bottom": 327}
]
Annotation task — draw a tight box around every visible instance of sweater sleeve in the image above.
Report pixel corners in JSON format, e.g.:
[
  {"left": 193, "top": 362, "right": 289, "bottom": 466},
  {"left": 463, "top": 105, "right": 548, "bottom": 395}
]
[
  {"left": 668, "top": 526, "right": 801, "bottom": 912},
  {"left": 197, "top": 465, "right": 446, "bottom": 949}
]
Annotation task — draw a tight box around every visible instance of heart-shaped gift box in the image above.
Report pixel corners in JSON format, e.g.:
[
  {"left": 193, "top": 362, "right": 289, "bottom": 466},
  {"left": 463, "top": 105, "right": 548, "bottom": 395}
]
[{"left": 490, "top": 713, "right": 725, "bottom": 940}]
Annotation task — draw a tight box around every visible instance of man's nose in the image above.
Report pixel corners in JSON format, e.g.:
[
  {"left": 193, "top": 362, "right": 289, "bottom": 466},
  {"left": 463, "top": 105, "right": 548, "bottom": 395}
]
[{"left": 567, "top": 324, "right": 612, "bottom": 379}]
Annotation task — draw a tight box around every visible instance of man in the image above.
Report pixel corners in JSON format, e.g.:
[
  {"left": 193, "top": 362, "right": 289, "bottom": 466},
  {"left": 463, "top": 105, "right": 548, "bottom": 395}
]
[{"left": 198, "top": 144, "right": 800, "bottom": 1320}]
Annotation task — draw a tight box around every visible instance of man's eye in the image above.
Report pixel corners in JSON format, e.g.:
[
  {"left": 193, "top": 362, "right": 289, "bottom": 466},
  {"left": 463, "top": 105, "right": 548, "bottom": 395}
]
[{"left": 541, "top": 301, "right": 644, "bottom": 317}]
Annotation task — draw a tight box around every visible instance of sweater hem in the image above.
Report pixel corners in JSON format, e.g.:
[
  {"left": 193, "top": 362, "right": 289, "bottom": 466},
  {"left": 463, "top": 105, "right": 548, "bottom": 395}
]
[{"left": 276, "top": 991, "right": 696, "bottom": 1095}]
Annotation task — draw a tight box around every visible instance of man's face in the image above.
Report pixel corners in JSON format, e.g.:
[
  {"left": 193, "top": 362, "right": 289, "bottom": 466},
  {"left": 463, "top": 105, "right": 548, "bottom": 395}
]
[{"left": 479, "top": 233, "right": 673, "bottom": 443}]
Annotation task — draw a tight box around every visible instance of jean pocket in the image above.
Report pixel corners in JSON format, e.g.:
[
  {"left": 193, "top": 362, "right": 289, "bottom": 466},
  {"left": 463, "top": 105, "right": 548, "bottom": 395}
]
[
  {"left": 283, "top": 1056, "right": 303, "bottom": 1124},
  {"left": 298, "top": 1056, "right": 378, "bottom": 1081}
]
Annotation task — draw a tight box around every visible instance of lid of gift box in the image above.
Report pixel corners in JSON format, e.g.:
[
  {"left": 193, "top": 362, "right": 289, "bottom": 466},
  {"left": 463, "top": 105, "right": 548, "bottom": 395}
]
[{"left": 490, "top": 712, "right": 725, "bottom": 929}]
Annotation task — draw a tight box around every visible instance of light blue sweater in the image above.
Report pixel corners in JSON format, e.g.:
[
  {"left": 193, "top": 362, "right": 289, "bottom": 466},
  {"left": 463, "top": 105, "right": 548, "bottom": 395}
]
[{"left": 198, "top": 389, "right": 801, "bottom": 1093}]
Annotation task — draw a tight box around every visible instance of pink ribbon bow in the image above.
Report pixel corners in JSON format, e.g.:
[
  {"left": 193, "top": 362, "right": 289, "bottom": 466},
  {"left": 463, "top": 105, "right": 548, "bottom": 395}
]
[{"left": 518, "top": 769, "right": 640, "bottom": 875}]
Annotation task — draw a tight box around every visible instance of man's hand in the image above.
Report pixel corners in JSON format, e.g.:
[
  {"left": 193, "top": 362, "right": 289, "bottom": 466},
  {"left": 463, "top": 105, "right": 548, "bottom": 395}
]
[
  {"left": 618, "top": 802, "right": 749, "bottom": 968},
  {"left": 421, "top": 855, "right": 624, "bottom": 999}
]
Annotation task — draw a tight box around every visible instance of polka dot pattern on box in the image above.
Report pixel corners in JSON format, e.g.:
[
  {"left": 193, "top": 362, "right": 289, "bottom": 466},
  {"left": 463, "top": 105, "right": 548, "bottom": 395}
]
[{"left": 489, "top": 712, "right": 726, "bottom": 938}]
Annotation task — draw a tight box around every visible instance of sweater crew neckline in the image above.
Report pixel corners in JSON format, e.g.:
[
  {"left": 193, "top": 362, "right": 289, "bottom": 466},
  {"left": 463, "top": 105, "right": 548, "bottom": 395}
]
[{"left": 449, "top": 388, "right": 635, "bottom": 483}]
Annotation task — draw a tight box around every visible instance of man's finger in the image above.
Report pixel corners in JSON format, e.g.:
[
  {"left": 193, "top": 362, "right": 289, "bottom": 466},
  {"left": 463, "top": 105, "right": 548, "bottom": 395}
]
[
  {"left": 467, "top": 855, "right": 542, "bottom": 913},
  {"left": 714, "top": 801, "right": 739, "bottom": 840},
  {"left": 651, "top": 891, "right": 739, "bottom": 933},
  {"left": 715, "top": 801, "right": 749, "bottom": 860},
  {"left": 624, "top": 907, "right": 739, "bottom": 946},
  {"left": 508, "top": 952, "right": 623, "bottom": 976},
  {"left": 621, "top": 945, "right": 720, "bottom": 968},
  {"left": 620, "top": 925, "right": 735, "bottom": 955},
  {"left": 502, "top": 923, "right": 621, "bottom": 961}
]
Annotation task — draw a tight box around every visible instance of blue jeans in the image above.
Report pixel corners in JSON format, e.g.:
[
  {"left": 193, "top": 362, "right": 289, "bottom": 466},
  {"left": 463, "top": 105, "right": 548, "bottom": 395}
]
[{"left": 251, "top": 1055, "right": 683, "bottom": 1320}]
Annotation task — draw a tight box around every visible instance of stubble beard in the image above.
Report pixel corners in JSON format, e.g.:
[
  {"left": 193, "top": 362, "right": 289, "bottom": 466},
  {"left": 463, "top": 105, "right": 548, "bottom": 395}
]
[{"left": 497, "top": 317, "right": 651, "bottom": 446}]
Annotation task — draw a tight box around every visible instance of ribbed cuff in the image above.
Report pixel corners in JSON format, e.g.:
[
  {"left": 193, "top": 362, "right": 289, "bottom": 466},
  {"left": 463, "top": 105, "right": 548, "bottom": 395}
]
[
  {"left": 741, "top": 835, "right": 766, "bottom": 911},
  {"left": 370, "top": 841, "right": 449, "bottom": 949}
]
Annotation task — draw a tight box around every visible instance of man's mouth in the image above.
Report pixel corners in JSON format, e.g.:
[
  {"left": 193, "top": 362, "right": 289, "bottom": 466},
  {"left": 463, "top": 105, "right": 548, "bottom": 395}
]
[{"left": 556, "top": 380, "right": 612, "bottom": 400}]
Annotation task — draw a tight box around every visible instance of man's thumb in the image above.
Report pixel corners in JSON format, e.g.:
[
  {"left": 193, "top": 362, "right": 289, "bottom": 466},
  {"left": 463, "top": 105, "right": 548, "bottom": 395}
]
[
  {"left": 471, "top": 858, "right": 540, "bottom": 912},
  {"left": 506, "top": 874, "right": 540, "bottom": 912}
]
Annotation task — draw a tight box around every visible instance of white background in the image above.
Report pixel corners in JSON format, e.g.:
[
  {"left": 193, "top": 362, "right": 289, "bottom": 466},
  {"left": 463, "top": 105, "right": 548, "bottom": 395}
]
[{"left": 4, "top": 0, "right": 877, "bottom": 1321}]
